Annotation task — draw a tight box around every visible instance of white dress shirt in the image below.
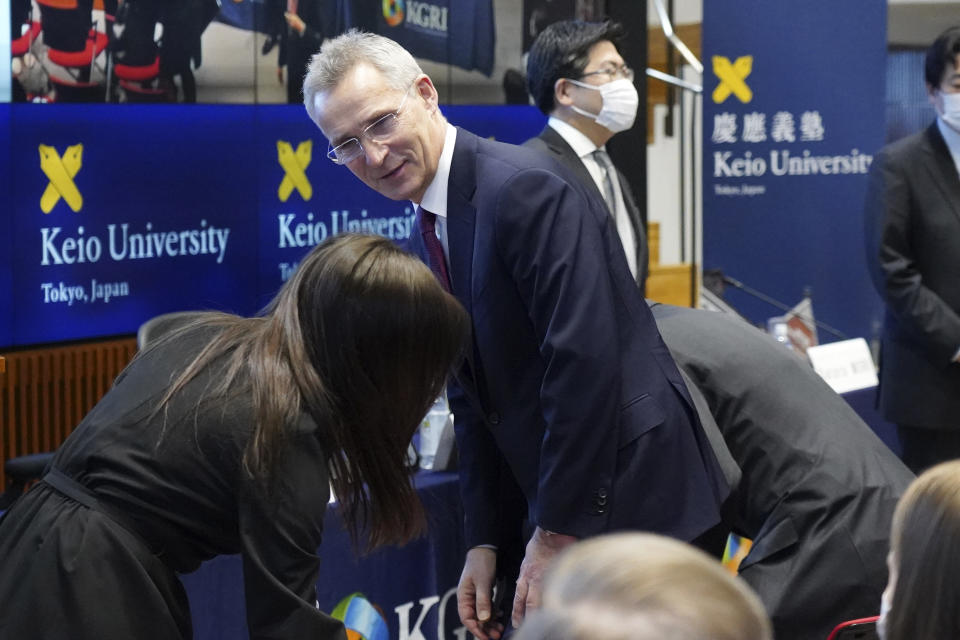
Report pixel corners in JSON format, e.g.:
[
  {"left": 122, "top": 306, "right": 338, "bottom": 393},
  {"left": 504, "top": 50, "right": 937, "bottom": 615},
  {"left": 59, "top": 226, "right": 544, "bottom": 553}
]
[
  {"left": 548, "top": 117, "right": 638, "bottom": 279},
  {"left": 415, "top": 123, "right": 458, "bottom": 267}
]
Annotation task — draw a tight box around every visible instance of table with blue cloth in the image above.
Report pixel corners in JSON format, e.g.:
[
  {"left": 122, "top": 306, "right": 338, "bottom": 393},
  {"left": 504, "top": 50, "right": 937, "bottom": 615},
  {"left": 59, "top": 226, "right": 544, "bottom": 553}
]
[{"left": 182, "top": 471, "right": 466, "bottom": 640}]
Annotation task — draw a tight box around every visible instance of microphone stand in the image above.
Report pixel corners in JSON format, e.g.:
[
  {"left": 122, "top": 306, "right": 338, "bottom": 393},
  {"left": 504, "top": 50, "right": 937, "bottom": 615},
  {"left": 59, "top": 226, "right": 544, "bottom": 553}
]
[{"left": 721, "top": 274, "right": 848, "bottom": 340}]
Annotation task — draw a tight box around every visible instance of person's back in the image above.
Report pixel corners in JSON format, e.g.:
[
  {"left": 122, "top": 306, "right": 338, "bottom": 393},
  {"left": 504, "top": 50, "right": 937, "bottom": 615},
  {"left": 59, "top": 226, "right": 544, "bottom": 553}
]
[
  {"left": 650, "top": 302, "right": 914, "bottom": 640},
  {"left": 0, "top": 233, "right": 469, "bottom": 640}
]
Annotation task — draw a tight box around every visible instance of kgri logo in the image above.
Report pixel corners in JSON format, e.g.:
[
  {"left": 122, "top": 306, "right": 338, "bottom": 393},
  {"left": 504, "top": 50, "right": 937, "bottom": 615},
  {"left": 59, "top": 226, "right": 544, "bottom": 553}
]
[
  {"left": 383, "top": 0, "right": 405, "bottom": 27},
  {"left": 38, "top": 143, "right": 84, "bottom": 213},
  {"left": 712, "top": 55, "right": 753, "bottom": 104},
  {"left": 276, "top": 140, "right": 313, "bottom": 202},
  {"left": 332, "top": 592, "right": 389, "bottom": 640}
]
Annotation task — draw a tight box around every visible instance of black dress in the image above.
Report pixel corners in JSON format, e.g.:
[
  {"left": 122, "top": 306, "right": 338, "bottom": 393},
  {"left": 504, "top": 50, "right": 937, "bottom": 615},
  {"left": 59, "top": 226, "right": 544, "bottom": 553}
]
[{"left": 0, "top": 327, "right": 346, "bottom": 640}]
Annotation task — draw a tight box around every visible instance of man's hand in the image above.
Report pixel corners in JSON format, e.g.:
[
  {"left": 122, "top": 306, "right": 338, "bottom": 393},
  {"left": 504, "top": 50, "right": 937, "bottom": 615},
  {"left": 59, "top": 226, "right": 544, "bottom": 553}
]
[
  {"left": 284, "top": 12, "right": 307, "bottom": 35},
  {"left": 458, "top": 547, "right": 503, "bottom": 640},
  {"left": 511, "top": 527, "right": 577, "bottom": 628}
]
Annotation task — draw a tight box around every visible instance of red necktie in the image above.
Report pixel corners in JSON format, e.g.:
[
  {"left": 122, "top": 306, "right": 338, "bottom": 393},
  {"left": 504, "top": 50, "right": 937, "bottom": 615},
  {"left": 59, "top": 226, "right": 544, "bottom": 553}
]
[{"left": 418, "top": 207, "right": 452, "bottom": 294}]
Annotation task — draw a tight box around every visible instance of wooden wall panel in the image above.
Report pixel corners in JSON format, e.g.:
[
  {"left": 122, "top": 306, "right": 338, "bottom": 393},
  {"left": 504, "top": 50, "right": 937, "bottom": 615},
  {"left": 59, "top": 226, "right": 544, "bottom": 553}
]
[{"left": 0, "top": 338, "right": 137, "bottom": 492}]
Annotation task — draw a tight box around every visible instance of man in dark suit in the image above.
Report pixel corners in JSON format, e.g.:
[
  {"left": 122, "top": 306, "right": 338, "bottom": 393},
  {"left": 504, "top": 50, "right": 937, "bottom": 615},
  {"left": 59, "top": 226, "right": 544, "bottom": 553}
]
[
  {"left": 864, "top": 26, "right": 960, "bottom": 473},
  {"left": 302, "top": 31, "right": 729, "bottom": 639},
  {"left": 650, "top": 302, "right": 914, "bottom": 640},
  {"left": 276, "top": 0, "right": 325, "bottom": 104},
  {"left": 523, "top": 20, "right": 648, "bottom": 293}
]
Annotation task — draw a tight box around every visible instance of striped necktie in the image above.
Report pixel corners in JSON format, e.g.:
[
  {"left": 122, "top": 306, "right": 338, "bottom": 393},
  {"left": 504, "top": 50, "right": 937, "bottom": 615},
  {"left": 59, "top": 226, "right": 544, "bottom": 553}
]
[{"left": 592, "top": 148, "right": 618, "bottom": 214}]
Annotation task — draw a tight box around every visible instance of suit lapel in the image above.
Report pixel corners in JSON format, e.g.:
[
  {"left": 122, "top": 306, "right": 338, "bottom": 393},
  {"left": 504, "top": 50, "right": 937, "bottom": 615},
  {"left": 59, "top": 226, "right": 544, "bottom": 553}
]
[
  {"left": 446, "top": 128, "right": 479, "bottom": 319},
  {"left": 540, "top": 126, "right": 645, "bottom": 283},
  {"left": 922, "top": 123, "right": 960, "bottom": 224},
  {"left": 444, "top": 129, "right": 486, "bottom": 406},
  {"left": 538, "top": 126, "right": 606, "bottom": 204}
]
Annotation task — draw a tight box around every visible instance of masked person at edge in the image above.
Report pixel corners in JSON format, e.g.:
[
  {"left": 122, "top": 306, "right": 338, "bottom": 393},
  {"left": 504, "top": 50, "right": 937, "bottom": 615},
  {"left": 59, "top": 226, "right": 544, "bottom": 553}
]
[
  {"left": 302, "top": 30, "right": 730, "bottom": 640},
  {"left": 864, "top": 25, "right": 960, "bottom": 474},
  {"left": 524, "top": 20, "right": 648, "bottom": 294},
  {"left": 0, "top": 234, "right": 469, "bottom": 640}
]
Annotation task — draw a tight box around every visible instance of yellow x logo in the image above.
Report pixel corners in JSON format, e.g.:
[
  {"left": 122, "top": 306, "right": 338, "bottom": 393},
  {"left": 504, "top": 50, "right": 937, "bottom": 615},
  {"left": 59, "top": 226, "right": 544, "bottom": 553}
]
[
  {"left": 712, "top": 56, "right": 753, "bottom": 104},
  {"left": 39, "top": 143, "right": 84, "bottom": 213},
  {"left": 277, "top": 140, "right": 313, "bottom": 202}
]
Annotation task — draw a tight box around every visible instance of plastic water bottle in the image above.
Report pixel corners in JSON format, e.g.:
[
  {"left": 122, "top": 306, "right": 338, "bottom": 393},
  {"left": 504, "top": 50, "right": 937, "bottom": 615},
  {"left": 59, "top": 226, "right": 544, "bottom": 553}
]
[
  {"left": 418, "top": 392, "right": 449, "bottom": 470},
  {"left": 768, "top": 318, "right": 794, "bottom": 351}
]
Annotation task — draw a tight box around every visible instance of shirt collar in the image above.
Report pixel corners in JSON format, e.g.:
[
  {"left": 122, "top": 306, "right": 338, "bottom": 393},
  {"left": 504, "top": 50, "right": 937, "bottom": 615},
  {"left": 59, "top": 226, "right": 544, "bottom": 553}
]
[
  {"left": 937, "top": 117, "right": 960, "bottom": 177},
  {"left": 549, "top": 116, "right": 603, "bottom": 158},
  {"left": 416, "top": 123, "right": 458, "bottom": 219}
]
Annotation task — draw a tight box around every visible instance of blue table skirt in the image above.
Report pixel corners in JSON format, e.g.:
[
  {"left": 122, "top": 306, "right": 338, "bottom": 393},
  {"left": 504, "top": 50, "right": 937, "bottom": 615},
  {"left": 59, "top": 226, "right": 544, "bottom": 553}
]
[{"left": 181, "top": 471, "right": 466, "bottom": 640}]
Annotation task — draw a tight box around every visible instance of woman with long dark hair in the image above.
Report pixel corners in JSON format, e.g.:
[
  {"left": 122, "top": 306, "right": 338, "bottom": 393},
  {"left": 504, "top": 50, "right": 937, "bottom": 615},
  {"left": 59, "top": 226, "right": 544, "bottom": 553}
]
[{"left": 0, "top": 233, "right": 469, "bottom": 640}]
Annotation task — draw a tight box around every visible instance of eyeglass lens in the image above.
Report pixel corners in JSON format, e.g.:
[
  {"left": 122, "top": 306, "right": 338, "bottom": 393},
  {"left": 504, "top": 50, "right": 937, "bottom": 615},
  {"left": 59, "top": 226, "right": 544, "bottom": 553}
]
[{"left": 328, "top": 90, "right": 408, "bottom": 163}]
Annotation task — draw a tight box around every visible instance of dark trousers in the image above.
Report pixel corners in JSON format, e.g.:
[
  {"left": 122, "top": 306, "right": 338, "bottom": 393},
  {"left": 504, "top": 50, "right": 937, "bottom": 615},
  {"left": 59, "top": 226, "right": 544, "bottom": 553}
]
[{"left": 897, "top": 424, "right": 960, "bottom": 474}]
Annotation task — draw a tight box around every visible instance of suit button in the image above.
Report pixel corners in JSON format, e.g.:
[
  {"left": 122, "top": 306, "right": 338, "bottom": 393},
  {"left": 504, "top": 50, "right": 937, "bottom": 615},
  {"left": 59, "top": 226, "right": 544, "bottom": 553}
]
[
  {"left": 597, "top": 488, "right": 608, "bottom": 498},
  {"left": 597, "top": 496, "right": 607, "bottom": 506},
  {"left": 488, "top": 412, "right": 501, "bottom": 425}
]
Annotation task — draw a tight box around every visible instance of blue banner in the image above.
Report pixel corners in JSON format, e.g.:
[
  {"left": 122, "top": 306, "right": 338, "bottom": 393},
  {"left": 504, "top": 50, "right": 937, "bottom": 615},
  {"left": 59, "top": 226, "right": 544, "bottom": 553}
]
[
  {"left": 0, "top": 104, "right": 12, "bottom": 347},
  {"left": 10, "top": 105, "right": 259, "bottom": 345},
  {"left": 702, "top": 1, "right": 887, "bottom": 341},
  {"left": 3, "top": 103, "right": 544, "bottom": 348},
  {"left": 254, "top": 106, "right": 416, "bottom": 310}
]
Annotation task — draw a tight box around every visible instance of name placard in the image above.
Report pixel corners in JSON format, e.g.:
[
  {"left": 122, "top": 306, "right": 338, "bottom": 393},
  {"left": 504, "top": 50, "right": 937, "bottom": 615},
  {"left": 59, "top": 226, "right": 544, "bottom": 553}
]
[{"left": 807, "top": 338, "right": 878, "bottom": 394}]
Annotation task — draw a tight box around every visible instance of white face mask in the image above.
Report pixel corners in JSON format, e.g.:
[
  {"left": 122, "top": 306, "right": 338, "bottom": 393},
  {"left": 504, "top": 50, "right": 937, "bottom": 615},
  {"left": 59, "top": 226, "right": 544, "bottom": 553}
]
[
  {"left": 567, "top": 77, "right": 639, "bottom": 133},
  {"left": 937, "top": 91, "right": 960, "bottom": 134}
]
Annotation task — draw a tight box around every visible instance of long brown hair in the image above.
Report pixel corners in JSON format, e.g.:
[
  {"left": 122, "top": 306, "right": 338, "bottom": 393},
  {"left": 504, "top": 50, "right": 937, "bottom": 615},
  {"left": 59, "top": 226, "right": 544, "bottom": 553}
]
[
  {"left": 155, "top": 233, "right": 469, "bottom": 549},
  {"left": 887, "top": 460, "right": 960, "bottom": 640}
]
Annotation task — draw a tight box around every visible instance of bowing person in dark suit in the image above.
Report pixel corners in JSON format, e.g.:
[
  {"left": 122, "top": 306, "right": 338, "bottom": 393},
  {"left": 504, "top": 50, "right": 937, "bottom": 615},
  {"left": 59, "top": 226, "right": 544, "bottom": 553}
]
[
  {"left": 523, "top": 20, "right": 648, "bottom": 293},
  {"left": 650, "top": 302, "right": 914, "bottom": 640},
  {"left": 303, "top": 30, "right": 730, "bottom": 639},
  {"left": 864, "top": 26, "right": 960, "bottom": 473}
]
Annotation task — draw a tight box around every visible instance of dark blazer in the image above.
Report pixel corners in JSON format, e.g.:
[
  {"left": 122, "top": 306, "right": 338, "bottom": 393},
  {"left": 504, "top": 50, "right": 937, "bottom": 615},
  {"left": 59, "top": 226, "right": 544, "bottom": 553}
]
[
  {"left": 650, "top": 302, "right": 914, "bottom": 640},
  {"left": 278, "top": 0, "right": 324, "bottom": 104},
  {"left": 408, "top": 128, "right": 728, "bottom": 549},
  {"left": 523, "top": 124, "right": 649, "bottom": 292},
  {"left": 864, "top": 122, "right": 960, "bottom": 428}
]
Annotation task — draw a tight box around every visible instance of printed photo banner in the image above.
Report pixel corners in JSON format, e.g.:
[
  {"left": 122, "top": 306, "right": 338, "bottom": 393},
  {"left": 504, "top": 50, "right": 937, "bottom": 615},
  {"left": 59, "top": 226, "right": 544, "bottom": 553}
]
[
  {"left": 372, "top": 0, "right": 495, "bottom": 76},
  {"left": 702, "top": 0, "right": 887, "bottom": 341},
  {"left": 4, "top": 103, "right": 545, "bottom": 348},
  {"left": 8, "top": 0, "right": 495, "bottom": 104}
]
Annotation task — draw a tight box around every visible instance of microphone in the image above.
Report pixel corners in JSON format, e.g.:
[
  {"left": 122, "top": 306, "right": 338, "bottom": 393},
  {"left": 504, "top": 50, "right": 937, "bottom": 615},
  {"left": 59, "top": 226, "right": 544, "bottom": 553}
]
[{"left": 714, "top": 272, "right": 848, "bottom": 340}]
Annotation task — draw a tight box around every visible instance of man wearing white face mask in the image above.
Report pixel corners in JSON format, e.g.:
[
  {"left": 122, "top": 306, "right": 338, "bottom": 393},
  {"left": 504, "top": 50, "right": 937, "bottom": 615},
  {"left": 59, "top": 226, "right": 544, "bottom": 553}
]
[
  {"left": 524, "top": 20, "right": 648, "bottom": 294},
  {"left": 865, "top": 26, "right": 960, "bottom": 474}
]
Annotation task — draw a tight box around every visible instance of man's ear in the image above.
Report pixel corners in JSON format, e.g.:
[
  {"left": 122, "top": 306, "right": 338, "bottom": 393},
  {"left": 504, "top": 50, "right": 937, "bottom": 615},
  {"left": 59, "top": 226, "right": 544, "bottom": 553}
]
[
  {"left": 415, "top": 74, "right": 440, "bottom": 113},
  {"left": 554, "top": 77, "right": 575, "bottom": 107},
  {"left": 926, "top": 82, "right": 940, "bottom": 111}
]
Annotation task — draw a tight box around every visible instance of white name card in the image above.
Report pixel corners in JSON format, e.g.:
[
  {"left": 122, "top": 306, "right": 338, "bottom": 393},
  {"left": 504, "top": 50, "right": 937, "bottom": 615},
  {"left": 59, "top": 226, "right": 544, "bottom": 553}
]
[{"left": 806, "top": 338, "right": 878, "bottom": 394}]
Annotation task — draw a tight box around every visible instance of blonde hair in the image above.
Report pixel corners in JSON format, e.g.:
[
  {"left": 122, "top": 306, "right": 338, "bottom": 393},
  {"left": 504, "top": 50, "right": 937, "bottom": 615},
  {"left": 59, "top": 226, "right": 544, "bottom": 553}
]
[
  {"left": 303, "top": 29, "right": 423, "bottom": 123},
  {"left": 886, "top": 460, "right": 960, "bottom": 640},
  {"left": 516, "top": 533, "right": 771, "bottom": 640}
]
